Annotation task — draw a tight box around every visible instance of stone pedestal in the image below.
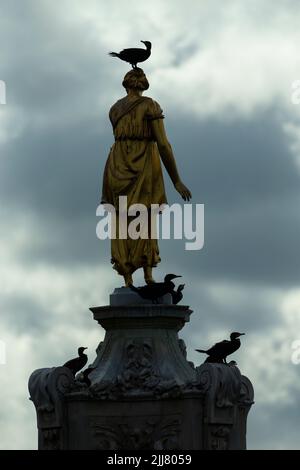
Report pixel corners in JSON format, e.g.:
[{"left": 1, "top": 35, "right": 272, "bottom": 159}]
[{"left": 28, "top": 289, "right": 254, "bottom": 450}]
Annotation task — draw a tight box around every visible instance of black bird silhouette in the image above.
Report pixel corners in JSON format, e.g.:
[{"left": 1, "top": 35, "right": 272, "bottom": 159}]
[
  {"left": 172, "top": 284, "right": 185, "bottom": 305},
  {"left": 63, "top": 347, "right": 88, "bottom": 376},
  {"left": 109, "top": 41, "right": 152, "bottom": 69},
  {"left": 129, "top": 274, "right": 181, "bottom": 303},
  {"left": 79, "top": 367, "right": 95, "bottom": 387},
  {"left": 195, "top": 332, "right": 245, "bottom": 364}
]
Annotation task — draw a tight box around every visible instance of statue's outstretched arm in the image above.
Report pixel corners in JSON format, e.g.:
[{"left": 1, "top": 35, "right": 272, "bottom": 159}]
[{"left": 151, "top": 119, "right": 192, "bottom": 201}]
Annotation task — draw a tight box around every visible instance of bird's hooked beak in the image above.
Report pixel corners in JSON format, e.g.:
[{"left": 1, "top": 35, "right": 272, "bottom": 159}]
[
  {"left": 168, "top": 275, "right": 182, "bottom": 281},
  {"left": 237, "top": 333, "right": 245, "bottom": 337},
  {"left": 83, "top": 347, "right": 88, "bottom": 350}
]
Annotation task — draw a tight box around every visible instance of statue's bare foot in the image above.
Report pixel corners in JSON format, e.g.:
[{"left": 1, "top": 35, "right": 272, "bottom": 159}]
[
  {"left": 124, "top": 273, "right": 133, "bottom": 287},
  {"left": 144, "top": 267, "right": 155, "bottom": 284}
]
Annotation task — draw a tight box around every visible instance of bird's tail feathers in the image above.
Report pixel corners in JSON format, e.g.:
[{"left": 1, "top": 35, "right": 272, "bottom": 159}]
[
  {"left": 109, "top": 52, "right": 120, "bottom": 58},
  {"left": 195, "top": 349, "right": 207, "bottom": 354}
]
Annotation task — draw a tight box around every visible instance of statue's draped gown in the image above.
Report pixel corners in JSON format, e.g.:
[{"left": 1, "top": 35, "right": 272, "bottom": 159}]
[{"left": 101, "top": 96, "right": 167, "bottom": 276}]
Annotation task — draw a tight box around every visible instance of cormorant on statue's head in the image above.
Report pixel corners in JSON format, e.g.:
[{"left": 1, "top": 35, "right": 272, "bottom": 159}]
[
  {"left": 230, "top": 332, "right": 245, "bottom": 340},
  {"left": 109, "top": 41, "right": 152, "bottom": 70}
]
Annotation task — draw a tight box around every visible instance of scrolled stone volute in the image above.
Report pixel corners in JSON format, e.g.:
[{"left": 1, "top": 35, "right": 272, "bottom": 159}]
[
  {"left": 196, "top": 363, "right": 254, "bottom": 450},
  {"left": 28, "top": 367, "right": 75, "bottom": 450}
]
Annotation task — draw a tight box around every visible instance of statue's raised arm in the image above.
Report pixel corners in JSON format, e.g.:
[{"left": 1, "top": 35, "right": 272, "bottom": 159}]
[{"left": 150, "top": 118, "right": 192, "bottom": 202}]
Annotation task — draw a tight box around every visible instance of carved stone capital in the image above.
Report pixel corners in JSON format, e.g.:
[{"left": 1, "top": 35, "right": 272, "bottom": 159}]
[
  {"left": 196, "top": 363, "right": 254, "bottom": 449},
  {"left": 28, "top": 366, "right": 75, "bottom": 449},
  {"left": 86, "top": 304, "right": 198, "bottom": 400}
]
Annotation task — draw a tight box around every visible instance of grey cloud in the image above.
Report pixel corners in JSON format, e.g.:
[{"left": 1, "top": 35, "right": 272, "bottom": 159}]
[
  {"left": 248, "top": 397, "right": 300, "bottom": 450},
  {"left": 0, "top": 293, "right": 51, "bottom": 333}
]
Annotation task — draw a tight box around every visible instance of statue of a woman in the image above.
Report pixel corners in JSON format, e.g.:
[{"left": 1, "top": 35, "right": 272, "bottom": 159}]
[{"left": 101, "top": 68, "right": 191, "bottom": 287}]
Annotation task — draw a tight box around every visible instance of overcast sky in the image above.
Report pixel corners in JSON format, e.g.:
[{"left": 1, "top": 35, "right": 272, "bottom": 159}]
[{"left": 1, "top": 0, "right": 300, "bottom": 450}]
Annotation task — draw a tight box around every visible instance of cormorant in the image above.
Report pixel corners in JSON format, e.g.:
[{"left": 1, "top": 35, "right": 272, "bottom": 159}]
[
  {"left": 195, "top": 332, "right": 245, "bottom": 364},
  {"left": 129, "top": 274, "right": 181, "bottom": 303},
  {"left": 63, "top": 347, "right": 88, "bottom": 376},
  {"left": 172, "top": 284, "right": 185, "bottom": 305},
  {"left": 109, "top": 41, "right": 152, "bottom": 69},
  {"left": 76, "top": 367, "right": 95, "bottom": 387}
]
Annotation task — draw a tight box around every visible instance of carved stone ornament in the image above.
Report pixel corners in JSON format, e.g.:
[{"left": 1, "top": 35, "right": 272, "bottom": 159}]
[
  {"left": 28, "top": 366, "right": 75, "bottom": 450},
  {"left": 90, "top": 416, "right": 181, "bottom": 450},
  {"left": 210, "top": 426, "right": 230, "bottom": 450}
]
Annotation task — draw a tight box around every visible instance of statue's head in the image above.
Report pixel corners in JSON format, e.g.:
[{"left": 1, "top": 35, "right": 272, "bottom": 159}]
[{"left": 122, "top": 68, "right": 149, "bottom": 92}]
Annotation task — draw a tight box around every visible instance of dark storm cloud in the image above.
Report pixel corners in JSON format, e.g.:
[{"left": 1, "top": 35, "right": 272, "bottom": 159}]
[
  {"left": 0, "top": 120, "right": 107, "bottom": 217},
  {"left": 181, "top": 282, "right": 282, "bottom": 339},
  {"left": 0, "top": 0, "right": 113, "bottom": 113},
  {"left": 161, "top": 112, "right": 300, "bottom": 287},
  {"left": 167, "top": 111, "right": 299, "bottom": 209}
]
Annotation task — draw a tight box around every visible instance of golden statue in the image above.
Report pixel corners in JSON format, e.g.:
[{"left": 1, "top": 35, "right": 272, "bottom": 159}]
[{"left": 101, "top": 68, "right": 191, "bottom": 287}]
